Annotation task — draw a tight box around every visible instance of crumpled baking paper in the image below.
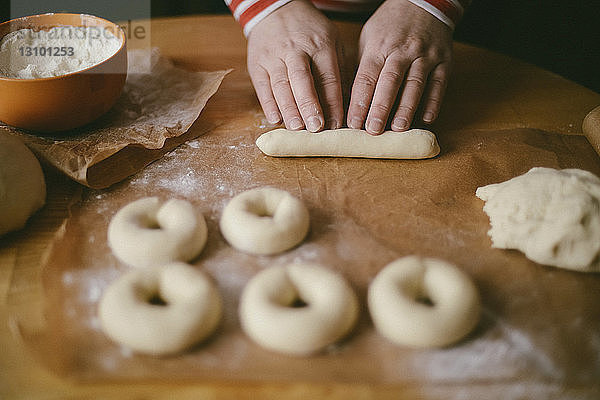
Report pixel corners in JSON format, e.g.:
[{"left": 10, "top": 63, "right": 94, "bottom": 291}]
[{"left": 0, "top": 48, "right": 230, "bottom": 188}]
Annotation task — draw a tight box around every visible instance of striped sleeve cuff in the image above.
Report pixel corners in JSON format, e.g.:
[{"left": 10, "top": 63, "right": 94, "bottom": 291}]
[
  {"left": 226, "top": 0, "right": 471, "bottom": 36},
  {"left": 226, "top": 0, "right": 295, "bottom": 37},
  {"left": 405, "top": 0, "right": 469, "bottom": 30}
]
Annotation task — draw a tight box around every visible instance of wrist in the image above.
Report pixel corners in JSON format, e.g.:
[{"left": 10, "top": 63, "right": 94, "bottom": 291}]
[{"left": 248, "top": 0, "right": 326, "bottom": 39}]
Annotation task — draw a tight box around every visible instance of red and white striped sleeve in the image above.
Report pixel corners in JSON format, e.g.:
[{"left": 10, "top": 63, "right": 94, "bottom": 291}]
[
  {"left": 404, "top": 0, "right": 471, "bottom": 30},
  {"left": 226, "top": 0, "right": 295, "bottom": 36},
  {"left": 226, "top": 0, "right": 471, "bottom": 36}
]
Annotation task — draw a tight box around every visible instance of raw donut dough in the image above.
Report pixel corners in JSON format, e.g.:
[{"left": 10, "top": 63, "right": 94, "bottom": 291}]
[
  {"left": 219, "top": 187, "right": 309, "bottom": 255},
  {"left": 98, "top": 262, "right": 222, "bottom": 356},
  {"left": 239, "top": 264, "right": 359, "bottom": 356},
  {"left": 255, "top": 128, "right": 440, "bottom": 159},
  {"left": 476, "top": 167, "right": 600, "bottom": 273},
  {"left": 368, "top": 256, "right": 480, "bottom": 348},
  {"left": 108, "top": 197, "right": 207, "bottom": 268},
  {"left": 0, "top": 133, "right": 46, "bottom": 236}
]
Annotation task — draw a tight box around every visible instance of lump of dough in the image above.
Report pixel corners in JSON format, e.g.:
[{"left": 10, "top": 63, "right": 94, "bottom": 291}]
[
  {"left": 476, "top": 167, "right": 600, "bottom": 273},
  {"left": 0, "top": 133, "right": 46, "bottom": 236},
  {"left": 255, "top": 128, "right": 440, "bottom": 159}
]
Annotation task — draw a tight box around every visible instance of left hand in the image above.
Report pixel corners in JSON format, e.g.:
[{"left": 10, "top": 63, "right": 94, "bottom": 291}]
[{"left": 347, "top": 0, "right": 454, "bottom": 134}]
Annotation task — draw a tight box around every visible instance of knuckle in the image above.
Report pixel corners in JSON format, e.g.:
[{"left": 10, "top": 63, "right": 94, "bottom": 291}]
[
  {"left": 310, "top": 31, "right": 336, "bottom": 51},
  {"left": 369, "top": 102, "right": 391, "bottom": 116},
  {"left": 430, "top": 43, "right": 452, "bottom": 61},
  {"left": 430, "top": 49, "right": 449, "bottom": 62},
  {"left": 354, "top": 71, "right": 378, "bottom": 88},
  {"left": 316, "top": 70, "right": 338, "bottom": 87},
  {"left": 270, "top": 75, "right": 290, "bottom": 90},
  {"left": 295, "top": 32, "right": 335, "bottom": 55},
  {"left": 279, "top": 103, "right": 299, "bottom": 116},
  {"left": 296, "top": 98, "right": 318, "bottom": 114},
  {"left": 279, "top": 38, "right": 298, "bottom": 52},
  {"left": 426, "top": 96, "right": 442, "bottom": 109},
  {"left": 263, "top": 101, "right": 278, "bottom": 112},
  {"left": 396, "top": 104, "right": 417, "bottom": 116},
  {"left": 429, "top": 75, "right": 446, "bottom": 90},
  {"left": 425, "top": 89, "right": 443, "bottom": 104},
  {"left": 313, "top": 35, "right": 334, "bottom": 51},
  {"left": 287, "top": 65, "right": 312, "bottom": 81},
  {"left": 379, "top": 69, "right": 403, "bottom": 86},
  {"left": 402, "top": 36, "right": 427, "bottom": 58},
  {"left": 405, "top": 72, "right": 427, "bottom": 87},
  {"left": 252, "top": 79, "right": 270, "bottom": 92}
]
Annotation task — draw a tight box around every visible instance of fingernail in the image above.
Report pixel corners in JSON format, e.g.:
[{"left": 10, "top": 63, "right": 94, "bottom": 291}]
[
  {"left": 289, "top": 117, "right": 303, "bottom": 130},
  {"left": 349, "top": 117, "right": 363, "bottom": 129},
  {"left": 367, "top": 118, "right": 384, "bottom": 134},
  {"left": 423, "top": 112, "right": 434, "bottom": 123},
  {"left": 267, "top": 112, "right": 281, "bottom": 124},
  {"left": 307, "top": 116, "right": 322, "bottom": 132},
  {"left": 392, "top": 117, "right": 408, "bottom": 130}
]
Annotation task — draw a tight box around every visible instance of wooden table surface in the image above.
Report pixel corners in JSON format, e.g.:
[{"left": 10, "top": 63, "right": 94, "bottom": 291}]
[{"left": 1, "top": 15, "right": 599, "bottom": 399}]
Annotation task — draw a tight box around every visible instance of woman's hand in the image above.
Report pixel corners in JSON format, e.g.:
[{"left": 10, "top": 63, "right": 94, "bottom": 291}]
[
  {"left": 347, "top": 0, "right": 454, "bottom": 134},
  {"left": 247, "top": 0, "right": 344, "bottom": 132}
]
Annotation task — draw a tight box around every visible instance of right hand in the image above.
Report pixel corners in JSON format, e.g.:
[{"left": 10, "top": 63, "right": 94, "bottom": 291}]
[
  {"left": 246, "top": 0, "right": 344, "bottom": 132},
  {"left": 347, "top": 0, "right": 454, "bottom": 135}
]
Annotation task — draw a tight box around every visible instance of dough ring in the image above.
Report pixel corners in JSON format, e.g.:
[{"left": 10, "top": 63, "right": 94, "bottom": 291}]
[
  {"left": 239, "top": 263, "right": 359, "bottom": 356},
  {"left": 98, "top": 262, "right": 222, "bottom": 356},
  {"left": 368, "top": 256, "right": 480, "bottom": 348},
  {"left": 219, "top": 187, "right": 310, "bottom": 255},
  {"left": 108, "top": 197, "right": 207, "bottom": 268}
]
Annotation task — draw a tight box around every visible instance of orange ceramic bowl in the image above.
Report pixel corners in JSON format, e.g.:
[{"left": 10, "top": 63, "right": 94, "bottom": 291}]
[{"left": 0, "top": 13, "right": 127, "bottom": 133}]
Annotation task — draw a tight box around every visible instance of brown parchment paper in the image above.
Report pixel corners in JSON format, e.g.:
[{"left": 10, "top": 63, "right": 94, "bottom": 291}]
[
  {"left": 0, "top": 48, "right": 230, "bottom": 189},
  {"left": 14, "top": 125, "right": 600, "bottom": 396}
]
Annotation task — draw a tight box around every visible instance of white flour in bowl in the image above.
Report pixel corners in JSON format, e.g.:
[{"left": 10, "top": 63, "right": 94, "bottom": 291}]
[{"left": 0, "top": 25, "right": 122, "bottom": 79}]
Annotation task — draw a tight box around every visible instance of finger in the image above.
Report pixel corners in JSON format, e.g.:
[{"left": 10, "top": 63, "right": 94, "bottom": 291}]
[
  {"left": 364, "top": 54, "right": 408, "bottom": 135},
  {"left": 312, "top": 47, "right": 344, "bottom": 129},
  {"left": 336, "top": 41, "right": 351, "bottom": 113},
  {"left": 269, "top": 60, "right": 304, "bottom": 130},
  {"left": 249, "top": 65, "right": 282, "bottom": 124},
  {"left": 347, "top": 53, "right": 384, "bottom": 130},
  {"left": 420, "top": 62, "right": 449, "bottom": 124},
  {"left": 391, "top": 58, "right": 430, "bottom": 131},
  {"left": 286, "top": 54, "right": 324, "bottom": 132}
]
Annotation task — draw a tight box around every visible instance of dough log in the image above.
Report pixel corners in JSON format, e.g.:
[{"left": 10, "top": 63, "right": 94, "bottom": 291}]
[{"left": 255, "top": 128, "right": 440, "bottom": 159}]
